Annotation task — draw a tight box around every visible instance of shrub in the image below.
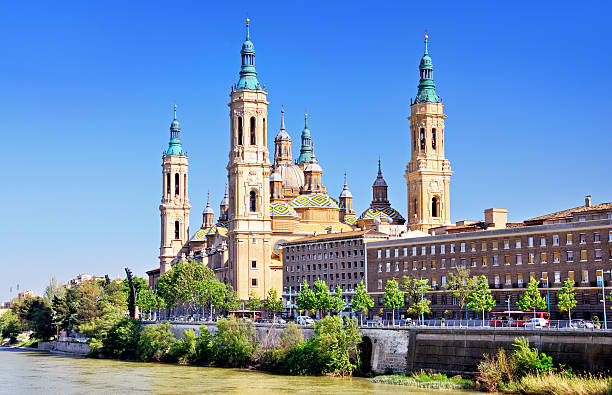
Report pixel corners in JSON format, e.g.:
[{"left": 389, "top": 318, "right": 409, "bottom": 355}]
[
  {"left": 476, "top": 348, "right": 514, "bottom": 392},
  {"left": 512, "top": 337, "right": 554, "bottom": 377},
  {"left": 0, "top": 310, "right": 22, "bottom": 343},
  {"left": 282, "top": 340, "right": 321, "bottom": 375},
  {"left": 195, "top": 326, "right": 214, "bottom": 364},
  {"left": 102, "top": 318, "right": 141, "bottom": 360},
  {"left": 137, "top": 323, "right": 177, "bottom": 362},
  {"left": 278, "top": 322, "right": 304, "bottom": 352},
  {"left": 312, "top": 316, "right": 362, "bottom": 376},
  {"left": 170, "top": 329, "right": 197, "bottom": 365},
  {"left": 211, "top": 318, "right": 257, "bottom": 367}
]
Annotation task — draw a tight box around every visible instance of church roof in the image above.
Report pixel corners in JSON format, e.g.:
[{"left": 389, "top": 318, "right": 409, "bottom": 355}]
[
  {"left": 359, "top": 206, "right": 405, "bottom": 222},
  {"left": 270, "top": 202, "right": 300, "bottom": 218},
  {"left": 290, "top": 193, "right": 339, "bottom": 209},
  {"left": 275, "top": 163, "right": 305, "bottom": 190},
  {"left": 344, "top": 215, "right": 357, "bottom": 226},
  {"left": 191, "top": 222, "right": 227, "bottom": 241}
]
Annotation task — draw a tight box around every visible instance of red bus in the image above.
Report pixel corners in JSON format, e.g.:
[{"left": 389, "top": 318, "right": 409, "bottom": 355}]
[{"left": 490, "top": 311, "right": 550, "bottom": 327}]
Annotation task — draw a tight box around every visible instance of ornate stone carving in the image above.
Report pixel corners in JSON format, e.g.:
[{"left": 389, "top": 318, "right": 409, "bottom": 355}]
[{"left": 427, "top": 180, "right": 441, "bottom": 194}]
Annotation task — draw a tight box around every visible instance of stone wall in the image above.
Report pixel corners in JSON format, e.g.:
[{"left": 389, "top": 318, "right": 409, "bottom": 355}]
[
  {"left": 158, "top": 322, "right": 612, "bottom": 376},
  {"left": 38, "top": 341, "right": 90, "bottom": 355}
]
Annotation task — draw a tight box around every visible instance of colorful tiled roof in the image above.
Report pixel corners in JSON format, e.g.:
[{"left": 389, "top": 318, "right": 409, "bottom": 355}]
[
  {"left": 289, "top": 194, "right": 339, "bottom": 209},
  {"left": 344, "top": 215, "right": 357, "bottom": 226},
  {"left": 359, "top": 206, "right": 405, "bottom": 222},
  {"left": 270, "top": 202, "right": 300, "bottom": 218},
  {"left": 525, "top": 202, "right": 612, "bottom": 223},
  {"left": 190, "top": 222, "right": 228, "bottom": 241}
]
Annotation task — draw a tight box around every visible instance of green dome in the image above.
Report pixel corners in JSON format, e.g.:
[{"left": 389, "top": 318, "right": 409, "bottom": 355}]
[{"left": 419, "top": 54, "right": 433, "bottom": 70}]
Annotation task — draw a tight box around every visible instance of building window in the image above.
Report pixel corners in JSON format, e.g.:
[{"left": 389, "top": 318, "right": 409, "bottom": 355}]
[
  {"left": 450, "top": 258, "right": 456, "bottom": 268},
  {"left": 540, "top": 237, "right": 546, "bottom": 247},
  {"left": 528, "top": 253, "right": 534, "bottom": 264},
  {"left": 420, "top": 128, "right": 425, "bottom": 150},
  {"left": 395, "top": 263, "right": 399, "bottom": 272},
  {"left": 609, "top": 231, "right": 612, "bottom": 242},
  {"left": 493, "top": 255, "right": 499, "bottom": 266},
  {"left": 251, "top": 261, "right": 257, "bottom": 268},
  {"left": 579, "top": 216, "right": 586, "bottom": 222},
  {"left": 567, "top": 251, "right": 574, "bottom": 262},
  {"left": 552, "top": 235, "right": 559, "bottom": 246},
  {"left": 422, "top": 260, "right": 427, "bottom": 270},
  {"left": 471, "top": 242, "right": 476, "bottom": 252},
  {"left": 441, "top": 276, "right": 447, "bottom": 286},
  {"left": 250, "top": 117, "right": 256, "bottom": 145},
  {"left": 441, "top": 259, "right": 446, "bottom": 268},
  {"left": 386, "top": 249, "right": 390, "bottom": 258},
  {"left": 528, "top": 237, "right": 534, "bottom": 247},
  {"left": 450, "top": 244, "right": 455, "bottom": 253},
  {"left": 541, "top": 252, "right": 547, "bottom": 263},
  {"left": 386, "top": 262, "right": 391, "bottom": 272},
  {"left": 460, "top": 242, "right": 466, "bottom": 252},
  {"left": 432, "top": 196, "right": 439, "bottom": 217},
  {"left": 403, "top": 262, "right": 409, "bottom": 271},
  {"left": 377, "top": 279, "right": 383, "bottom": 289},
  {"left": 505, "top": 273, "right": 512, "bottom": 285},
  {"left": 166, "top": 173, "right": 170, "bottom": 195},
  {"left": 517, "top": 273, "right": 523, "bottom": 286},
  {"left": 482, "top": 256, "right": 488, "bottom": 267},
  {"left": 174, "top": 173, "right": 180, "bottom": 196},
  {"left": 431, "top": 245, "right": 436, "bottom": 255},
  {"left": 471, "top": 257, "right": 476, "bottom": 267},
  {"left": 482, "top": 241, "right": 487, "bottom": 251},
  {"left": 377, "top": 250, "right": 382, "bottom": 259},
  {"left": 421, "top": 246, "right": 426, "bottom": 256},
  {"left": 413, "top": 261, "right": 418, "bottom": 270},
  {"left": 432, "top": 128, "right": 436, "bottom": 149},
  {"left": 251, "top": 278, "right": 257, "bottom": 286},
  {"left": 553, "top": 251, "right": 560, "bottom": 263},
  {"left": 504, "top": 255, "right": 510, "bottom": 265},
  {"left": 580, "top": 250, "right": 587, "bottom": 261},
  {"left": 594, "top": 232, "right": 600, "bottom": 242},
  {"left": 492, "top": 240, "right": 498, "bottom": 250},
  {"left": 412, "top": 247, "right": 417, "bottom": 256},
  {"left": 582, "top": 270, "right": 589, "bottom": 283},
  {"left": 403, "top": 247, "right": 408, "bottom": 256},
  {"left": 249, "top": 191, "right": 257, "bottom": 212},
  {"left": 377, "top": 263, "right": 382, "bottom": 273},
  {"left": 515, "top": 238, "right": 522, "bottom": 248},
  {"left": 237, "top": 117, "right": 243, "bottom": 145},
  {"left": 554, "top": 271, "right": 561, "bottom": 283},
  {"left": 502, "top": 239, "right": 509, "bottom": 249},
  {"left": 394, "top": 248, "right": 399, "bottom": 257},
  {"left": 567, "top": 234, "right": 573, "bottom": 245},
  {"left": 174, "top": 221, "right": 180, "bottom": 239},
  {"left": 516, "top": 254, "right": 522, "bottom": 265},
  {"left": 431, "top": 259, "right": 436, "bottom": 269},
  {"left": 440, "top": 245, "right": 446, "bottom": 254},
  {"left": 580, "top": 233, "right": 586, "bottom": 244},
  {"left": 595, "top": 249, "right": 602, "bottom": 260}
]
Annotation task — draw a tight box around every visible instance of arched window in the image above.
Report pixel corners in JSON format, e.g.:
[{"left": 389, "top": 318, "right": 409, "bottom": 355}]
[
  {"left": 413, "top": 199, "right": 418, "bottom": 216},
  {"left": 420, "top": 128, "right": 425, "bottom": 150},
  {"left": 249, "top": 191, "right": 257, "bottom": 212},
  {"left": 413, "top": 130, "right": 417, "bottom": 150},
  {"left": 238, "top": 117, "right": 243, "bottom": 145},
  {"left": 432, "top": 197, "right": 439, "bottom": 217},
  {"left": 432, "top": 128, "right": 436, "bottom": 149},
  {"left": 263, "top": 118, "right": 266, "bottom": 145},
  {"left": 184, "top": 174, "right": 187, "bottom": 197},
  {"left": 250, "top": 117, "right": 256, "bottom": 145},
  {"left": 166, "top": 173, "right": 170, "bottom": 195},
  {"left": 175, "top": 173, "right": 180, "bottom": 196},
  {"left": 174, "top": 221, "right": 180, "bottom": 239}
]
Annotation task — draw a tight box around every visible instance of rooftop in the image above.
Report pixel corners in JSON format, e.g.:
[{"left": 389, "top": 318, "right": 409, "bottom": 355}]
[{"left": 284, "top": 229, "right": 389, "bottom": 244}]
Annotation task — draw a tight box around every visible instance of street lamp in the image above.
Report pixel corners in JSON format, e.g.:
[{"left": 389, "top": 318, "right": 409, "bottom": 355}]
[
  {"left": 540, "top": 277, "right": 550, "bottom": 314},
  {"left": 599, "top": 269, "right": 611, "bottom": 330}
]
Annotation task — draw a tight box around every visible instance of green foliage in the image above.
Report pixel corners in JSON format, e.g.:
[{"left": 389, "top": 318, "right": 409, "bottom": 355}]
[
  {"left": 518, "top": 278, "right": 547, "bottom": 316},
  {"left": 170, "top": 329, "right": 197, "bottom": 365},
  {"left": 0, "top": 310, "right": 22, "bottom": 343},
  {"left": 445, "top": 266, "right": 474, "bottom": 320},
  {"left": 512, "top": 337, "right": 554, "bottom": 377},
  {"left": 52, "top": 287, "right": 78, "bottom": 331},
  {"left": 278, "top": 322, "right": 304, "bottom": 351},
  {"left": 245, "top": 291, "right": 262, "bottom": 311},
  {"left": 221, "top": 286, "right": 240, "bottom": 314},
  {"left": 12, "top": 296, "right": 54, "bottom": 340},
  {"left": 195, "top": 326, "right": 214, "bottom": 364},
  {"left": 79, "top": 281, "right": 127, "bottom": 341},
  {"left": 122, "top": 276, "right": 147, "bottom": 302},
  {"left": 44, "top": 277, "right": 66, "bottom": 302},
  {"left": 402, "top": 276, "right": 433, "bottom": 322},
  {"left": 466, "top": 275, "right": 496, "bottom": 324},
  {"left": 211, "top": 318, "right": 257, "bottom": 367},
  {"left": 102, "top": 317, "right": 141, "bottom": 359},
  {"left": 311, "top": 316, "right": 362, "bottom": 376},
  {"left": 75, "top": 281, "right": 104, "bottom": 327},
  {"left": 351, "top": 280, "right": 374, "bottom": 325},
  {"left": 137, "top": 323, "right": 177, "bottom": 362},
  {"left": 312, "top": 279, "right": 331, "bottom": 316},
  {"left": 370, "top": 372, "right": 474, "bottom": 390},
  {"left": 326, "top": 286, "right": 345, "bottom": 315},
  {"left": 263, "top": 288, "right": 283, "bottom": 319},
  {"left": 295, "top": 281, "right": 317, "bottom": 315},
  {"left": 557, "top": 278, "right": 577, "bottom": 321},
  {"left": 135, "top": 286, "right": 162, "bottom": 318},
  {"left": 382, "top": 279, "right": 404, "bottom": 324},
  {"left": 283, "top": 339, "right": 321, "bottom": 375}
]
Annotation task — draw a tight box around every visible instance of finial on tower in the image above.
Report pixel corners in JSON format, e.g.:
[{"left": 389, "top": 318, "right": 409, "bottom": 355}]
[
  {"left": 424, "top": 29, "right": 429, "bottom": 54},
  {"left": 280, "top": 106, "right": 286, "bottom": 130},
  {"left": 378, "top": 158, "right": 382, "bottom": 176},
  {"left": 173, "top": 104, "right": 177, "bottom": 119},
  {"left": 246, "top": 16, "right": 250, "bottom": 40},
  {"left": 304, "top": 113, "right": 308, "bottom": 127}
]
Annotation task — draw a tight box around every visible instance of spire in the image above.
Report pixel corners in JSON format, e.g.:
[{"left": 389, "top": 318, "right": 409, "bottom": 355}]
[
  {"left": 415, "top": 33, "right": 440, "bottom": 104},
  {"left": 166, "top": 104, "right": 184, "bottom": 156},
  {"left": 298, "top": 113, "right": 313, "bottom": 163},
  {"left": 237, "top": 17, "right": 261, "bottom": 90},
  {"left": 203, "top": 191, "right": 214, "bottom": 214},
  {"left": 373, "top": 159, "right": 387, "bottom": 187},
  {"left": 221, "top": 183, "right": 229, "bottom": 205},
  {"left": 280, "top": 106, "right": 285, "bottom": 130},
  {"left": 340, "top": 171, "right": 352, "bottom": 198}
]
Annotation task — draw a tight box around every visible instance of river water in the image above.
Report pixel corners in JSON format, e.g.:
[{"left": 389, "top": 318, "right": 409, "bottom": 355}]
[{"left": 0, "top": 349, "right": 470, "bottom": 394}]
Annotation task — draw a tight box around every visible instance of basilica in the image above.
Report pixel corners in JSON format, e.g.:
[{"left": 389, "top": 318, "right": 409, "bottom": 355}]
[{"left": 147, "top": 19, "right": 452, "bottom": 299}]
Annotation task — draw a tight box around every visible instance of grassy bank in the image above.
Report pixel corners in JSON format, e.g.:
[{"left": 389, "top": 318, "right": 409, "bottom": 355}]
[
  {"left": 505, "top": 373, "right": 612, "bottom": 395},
  {"left": 369, "top": 371, "right": 473, "bottom": 390}
]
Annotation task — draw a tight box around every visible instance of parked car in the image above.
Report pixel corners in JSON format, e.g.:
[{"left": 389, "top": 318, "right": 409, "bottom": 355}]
[
  {"left": 570, "top": 319, "right": 594, "bottom": 329},
  {"left": 524, "top": 318, "right": 549, "bottom": 328},
  {"left": 296, "top": 316, "right": 314, "bottom": 325}
]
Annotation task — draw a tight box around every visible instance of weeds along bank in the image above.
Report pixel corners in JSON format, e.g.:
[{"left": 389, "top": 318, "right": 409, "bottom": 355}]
[{"left": 91, "top": 316, "right": 365, "bottom": 376}]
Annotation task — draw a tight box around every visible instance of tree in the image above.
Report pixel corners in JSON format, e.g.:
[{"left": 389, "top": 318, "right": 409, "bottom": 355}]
[
  {"left": 402, "top": 276, "right": 432, "bottom": 324},
  {"left": 52, "top": 287, "right": 78, "bottom": 331},
  {"left": 327, "top": 286, "right": 345, "bottom": 315},
  {"left": 312, "top": 316, "right": 362, "bottom": 376},
  {"left": 0, "top": 310, "right": 22, "bottom": 343},
  {"left": 12, "top": 296, "right": 55, "bottom": 340},
  {"left": 446, "top": 266, "right": 474, "bottom": 322},
  {"left": 295, "top": 281, "right": 317, "bottom": 316},
  {"left": 245, "top": 291, "right": 262, "bottom": 311},
  {"left": 79, "top": 281, "right": 128, "bottom": 341},
  {"left": 517, "top": 278, "right": 546, "bottom": 318},
  {"left": 44, "top": 277, "right": 66, "bottom": 302},
  {"left": 312, "top": 279, "right": 331, "bottom": 317},
  {"left": 263, "top": 288, "right": 283, "bottom": 320},
  {"left": 136, "top": 286, "right": 161, "bottom": 320},
  {"left": 467, "top": 275, "right": 496, "bottom": 326},
  {"left": 557, "top": 278, "right": 577, "bottom": 322},
  {"left": 197, "top": 279, "right": 227, "bottom": 318},
  {"left": 350, "top": 280, "right": 374, "bottom": 326},
  {"left": 382, "top": 279, "right": 404, "bottom": 325},
  {"left": 221, "top": 286, "right": 240, "bottom": 314}
]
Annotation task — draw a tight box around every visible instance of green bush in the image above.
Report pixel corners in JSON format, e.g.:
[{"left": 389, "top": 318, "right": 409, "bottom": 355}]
[
  {"left": 0, "top": 310, "right": 22, "bottom": 343},
  {"left": 512, "top": 337, "right": 554, "bottom": 377},
  {"left": 170, "top": 330, "right": 197, "bottom": 365},
  {"left": 211, "top": 318, "right": 257, "bottom": 367},
  {"left": 312, "top": 316, "right": 362, "bottom": 376},
  {"left": 195, "top": 326, "right": 214, "bottom": 364},
  {"left": 282, "top": 340, "right": 321, "bottom": 375},
  {"left": 137, "top": 323, "right": 177, "bottom": 362},
  {"left": 102, "top": 318, "right": 141, "bottom": 359}
]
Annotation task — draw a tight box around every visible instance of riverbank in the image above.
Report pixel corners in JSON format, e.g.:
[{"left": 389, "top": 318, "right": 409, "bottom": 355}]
[{"left": 370, "top": 372, "right": 473, "bottom": 390}]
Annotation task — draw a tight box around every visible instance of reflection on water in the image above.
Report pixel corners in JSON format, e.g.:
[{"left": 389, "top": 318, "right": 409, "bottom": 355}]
[{"left": 0, "top": 349, "right": 468, "bottom": 395}]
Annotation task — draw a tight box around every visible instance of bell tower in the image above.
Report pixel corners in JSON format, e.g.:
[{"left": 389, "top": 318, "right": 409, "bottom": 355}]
[
  {"left": 159, "top": 105, "right": 191, "bottom": 274},
  {"left": 227, "top": 18, "right": 274, "bottom": 299},
  {"left": 405, "top": 34, "right": 452, "bottom": 232}
]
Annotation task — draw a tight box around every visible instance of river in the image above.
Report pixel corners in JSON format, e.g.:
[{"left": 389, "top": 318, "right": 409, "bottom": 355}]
[{"left": 0, "top": 349, "right": 471, "bottom": 394}]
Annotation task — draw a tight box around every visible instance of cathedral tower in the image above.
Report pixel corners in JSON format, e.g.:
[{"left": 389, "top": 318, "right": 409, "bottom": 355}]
[
  {"left": 227, "top": 18, "right": 274, "bottom": 299},
  {"left": 274, "top": 108, "right": 292, "bottom": 165},
  {"left": 339, "top": 172, "right": 354, "bottom": 222},
  {"left": 297, "top": 114, "right": 312, "bottom": 166},
  {"left": 203, "top": 192, "right": 215, "bottom": 228},
  {"left": 404, "top": 35, "right": 452, "bottom": 232},
  {"left": 371, "top": 160, "right": 391, "bottom": 208},
  {"left": 159, "top": 105, "right": 191, "bottom": 273}
]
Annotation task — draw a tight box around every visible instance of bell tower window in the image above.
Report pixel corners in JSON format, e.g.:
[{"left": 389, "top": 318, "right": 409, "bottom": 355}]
[
  {"left": 249, "top": 191, "right": 257, "bottom": 212},
  {"left": 250, "top": 117, "right": 256, "bottom": 145},
  {"left": 432, "top": 128, "right": 436, "bottom": 149},
  {"left": 238, "top": 117, "right": 243, "bottom": 145},
  {"left": 420, "top": 128, "right": 425, "bottom": 150},
  {"left": 432, "top": 197, "right": 439, "bottom": 217},
  {"left": 174, "top": 173, "right": 180, "bottom": 196},
  {"left": 174, "top": 221, "right": 180, "bottom": 239},
  {"left": 166, "top": 173, "right": 170, "bottom": 195}
]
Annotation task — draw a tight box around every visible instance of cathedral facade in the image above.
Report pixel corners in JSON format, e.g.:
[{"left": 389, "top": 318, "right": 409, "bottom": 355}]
[{"left": 148, "top": 21, "right": 449, "bottom": 300}]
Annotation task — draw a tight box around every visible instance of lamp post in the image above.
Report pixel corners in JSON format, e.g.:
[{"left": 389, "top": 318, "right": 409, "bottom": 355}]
[
  {"left": 540, "top": 277, "right": 550, "bottom": 314},
  {"left": 599, "top": 269, "right": 611, "bottom": 330}
]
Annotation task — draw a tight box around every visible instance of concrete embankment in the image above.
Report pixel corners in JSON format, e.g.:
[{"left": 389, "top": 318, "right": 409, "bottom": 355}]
[{"left": 38, "top": 341, "right": 90, "bottom": 355}]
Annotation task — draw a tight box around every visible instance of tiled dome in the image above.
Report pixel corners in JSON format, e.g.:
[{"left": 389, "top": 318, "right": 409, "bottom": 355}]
[{"left": 290, "top": 194, "right": 339, "bottom": 209}]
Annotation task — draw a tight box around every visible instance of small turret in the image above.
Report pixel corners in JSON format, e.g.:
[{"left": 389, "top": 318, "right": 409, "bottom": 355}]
[
  {"left": 371, "top": 160, "right": 390, "bottom": 208},
  {"left": 298, "top": 113, "right": 312, "bottom": 164},
  {"left": 166, "top": 105, "right": 184, "bottom": 156},
  {"left": 203, "top": 192, "right": 215, "bottom": 228},
  {"left": 219, "top": 184, "right": 229, "bottom": 223},
  {"left": 414, "top": 34, "right": 440, "bottom": 104},
  {"left": 274, "top": 107, "right": 292, "bottom": 164},
  {"left": 237, "top": 17, "right": 261, "bottom": 90},
  {"left": 339, "top": 172, "right": 354, "bottom": 221}
]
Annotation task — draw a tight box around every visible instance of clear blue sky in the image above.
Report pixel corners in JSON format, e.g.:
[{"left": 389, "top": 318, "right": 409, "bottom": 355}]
[{"left": 1, "top": 1, "right": 611, "bottom": 302}]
